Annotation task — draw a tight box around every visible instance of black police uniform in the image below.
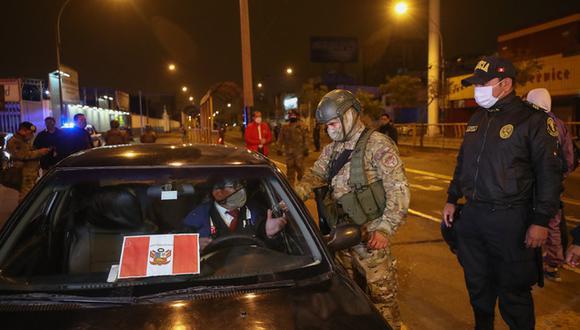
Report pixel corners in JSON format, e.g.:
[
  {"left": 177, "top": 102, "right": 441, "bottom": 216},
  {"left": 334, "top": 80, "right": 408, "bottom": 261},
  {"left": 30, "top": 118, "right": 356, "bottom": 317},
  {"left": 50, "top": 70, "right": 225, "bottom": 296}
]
[{"left": 447, "top": 93, "right": 562, "bottom": 329}]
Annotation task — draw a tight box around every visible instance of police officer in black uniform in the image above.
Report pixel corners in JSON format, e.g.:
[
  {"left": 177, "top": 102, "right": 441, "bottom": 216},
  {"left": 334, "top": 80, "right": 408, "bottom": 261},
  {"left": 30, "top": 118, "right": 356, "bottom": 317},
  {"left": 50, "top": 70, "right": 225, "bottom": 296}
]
[{"left": 441, "top": 56, "right": 562, "bottom": 330}]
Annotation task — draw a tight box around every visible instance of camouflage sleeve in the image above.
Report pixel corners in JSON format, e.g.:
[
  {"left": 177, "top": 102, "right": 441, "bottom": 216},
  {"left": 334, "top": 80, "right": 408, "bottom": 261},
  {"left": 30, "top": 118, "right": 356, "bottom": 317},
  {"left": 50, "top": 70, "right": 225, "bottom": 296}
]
[
  {"left": 294, "top": 142, "right": 334, "bottom": 199},
  {"left": 7, "top": 139, "right": 44, "bottom": 161},
  {"left": 367, "top": 135, "right": 410, "bottom": 236}
]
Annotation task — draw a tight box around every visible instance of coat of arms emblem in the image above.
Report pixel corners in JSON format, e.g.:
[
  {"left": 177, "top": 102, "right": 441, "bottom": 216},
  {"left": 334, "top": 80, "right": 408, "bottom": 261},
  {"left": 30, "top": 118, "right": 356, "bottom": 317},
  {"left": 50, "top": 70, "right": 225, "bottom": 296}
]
[{"left": 149, "top": 247, "right": 172, "bottom": 265}]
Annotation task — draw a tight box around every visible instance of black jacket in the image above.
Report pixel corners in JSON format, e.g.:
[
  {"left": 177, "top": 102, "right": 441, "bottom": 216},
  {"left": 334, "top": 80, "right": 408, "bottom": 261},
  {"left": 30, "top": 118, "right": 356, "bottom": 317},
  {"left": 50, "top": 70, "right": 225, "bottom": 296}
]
[{"left": 447, "top": 93, "right": 562, "bottom": 227}]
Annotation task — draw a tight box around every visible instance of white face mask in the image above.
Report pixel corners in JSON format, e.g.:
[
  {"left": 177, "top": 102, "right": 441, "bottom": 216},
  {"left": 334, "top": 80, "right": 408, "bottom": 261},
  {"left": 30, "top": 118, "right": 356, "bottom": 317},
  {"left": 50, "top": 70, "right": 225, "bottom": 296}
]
[
  {"left": 254, "top": 117, "right": 262, "bottom": 124},
  {"left": 218, "top": 188, "right": 247, "bottom": 210},
  {"left": 474, "top": 81, "right": 501, "bottom": 109},
  {"left": 327, "top": 125, "right": 343, "bottom": 141},
  {"left": 326, "top": 109, "right": 358, "bottom": 142}
]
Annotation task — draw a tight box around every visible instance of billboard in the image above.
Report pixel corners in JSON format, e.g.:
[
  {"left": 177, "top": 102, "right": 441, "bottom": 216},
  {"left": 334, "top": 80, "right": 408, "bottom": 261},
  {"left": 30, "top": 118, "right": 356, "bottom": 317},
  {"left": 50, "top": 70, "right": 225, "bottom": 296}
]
[
  {"left": 0, "top": 79, "right": 21, "bottom": 103},
  {"left": 310, "top": 36, "right": 358, "bottom": 63},
  {"left": 115, "top": 90, "right": 130, "bottom": 111}
]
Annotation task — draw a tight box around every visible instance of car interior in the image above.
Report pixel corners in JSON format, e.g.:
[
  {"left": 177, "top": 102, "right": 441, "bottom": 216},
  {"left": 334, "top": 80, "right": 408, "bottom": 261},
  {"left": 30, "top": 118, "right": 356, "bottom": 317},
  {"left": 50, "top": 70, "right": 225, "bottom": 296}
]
[{"left": 0, "top": 168, "right": 316, "bottom": 286}]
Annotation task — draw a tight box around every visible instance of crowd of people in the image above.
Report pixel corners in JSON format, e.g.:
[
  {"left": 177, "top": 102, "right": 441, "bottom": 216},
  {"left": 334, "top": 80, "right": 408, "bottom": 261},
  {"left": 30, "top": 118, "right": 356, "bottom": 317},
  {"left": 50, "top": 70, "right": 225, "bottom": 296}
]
[{"left": 2, "top": 113, "right": 159, "bottom": 201}]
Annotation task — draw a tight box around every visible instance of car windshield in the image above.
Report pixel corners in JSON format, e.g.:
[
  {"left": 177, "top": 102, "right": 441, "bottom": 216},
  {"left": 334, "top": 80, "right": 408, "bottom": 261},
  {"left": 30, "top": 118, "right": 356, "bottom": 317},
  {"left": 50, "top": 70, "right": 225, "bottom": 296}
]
[{"left": 0, "top": 166, "right": 323, "bottom": 295}]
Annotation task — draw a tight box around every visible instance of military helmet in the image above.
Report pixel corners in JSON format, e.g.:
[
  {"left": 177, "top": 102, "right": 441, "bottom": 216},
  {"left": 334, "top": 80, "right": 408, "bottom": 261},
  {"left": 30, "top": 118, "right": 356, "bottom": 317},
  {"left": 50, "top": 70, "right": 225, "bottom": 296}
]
[{"left": 315, "top": 89, "right": 361, "bottom": 124}]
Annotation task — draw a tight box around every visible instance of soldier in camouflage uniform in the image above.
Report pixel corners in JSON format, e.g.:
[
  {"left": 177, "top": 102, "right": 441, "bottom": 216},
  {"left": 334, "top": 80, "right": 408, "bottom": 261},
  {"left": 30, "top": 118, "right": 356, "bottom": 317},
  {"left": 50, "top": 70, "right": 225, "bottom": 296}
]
[
  {"left": 6, "top": 122, "right": 51, "bottom": 202},
  {"left": 277, "top": 110, "right": 308, "bottom": 186},
  {"left": 295, "top": 90, "right": 410, "bottom": 329}
]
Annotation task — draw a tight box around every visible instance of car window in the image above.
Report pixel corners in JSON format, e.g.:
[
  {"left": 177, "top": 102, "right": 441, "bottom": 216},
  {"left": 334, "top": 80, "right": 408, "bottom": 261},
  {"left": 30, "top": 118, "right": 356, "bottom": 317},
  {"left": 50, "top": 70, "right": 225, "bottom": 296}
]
[{"left": 0, "top": 166, "right": 323, "bottom": 294}]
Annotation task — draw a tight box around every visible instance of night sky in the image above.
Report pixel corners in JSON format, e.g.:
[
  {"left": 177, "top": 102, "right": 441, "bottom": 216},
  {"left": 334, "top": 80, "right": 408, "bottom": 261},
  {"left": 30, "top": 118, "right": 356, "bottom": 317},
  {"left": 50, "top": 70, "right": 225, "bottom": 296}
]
[{"left": 1, "top": 0, "right": 578, "bottom": 100}]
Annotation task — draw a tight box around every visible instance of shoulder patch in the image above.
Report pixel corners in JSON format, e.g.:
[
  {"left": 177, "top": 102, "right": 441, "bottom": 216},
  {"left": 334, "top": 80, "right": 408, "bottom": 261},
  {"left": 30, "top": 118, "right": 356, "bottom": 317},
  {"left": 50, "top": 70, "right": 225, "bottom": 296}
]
[
  {"left": 466, "top": 125, "right": 478, "bottom": 133},
  {"left": 546, "top": 118, "right": 559, "bottom": 137},
  {"left": 499, "top": 124, "right": 514, "bottom": 139}
]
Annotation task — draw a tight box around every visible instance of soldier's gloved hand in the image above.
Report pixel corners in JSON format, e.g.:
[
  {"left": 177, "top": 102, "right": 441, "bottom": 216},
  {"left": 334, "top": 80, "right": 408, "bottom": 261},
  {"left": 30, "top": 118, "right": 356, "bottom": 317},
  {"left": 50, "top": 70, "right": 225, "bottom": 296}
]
[
  {"left": 566, "top": 244, "right": 580, "bottom": 267},
  {"left": 367, "top": 231, "right": 389, "bottom": 250},
  {"left": 525, "top": 224, "right": 548, "bottom": 248},
  {"left": 266, "top": 209, "right": 287, "bottom": 238}
]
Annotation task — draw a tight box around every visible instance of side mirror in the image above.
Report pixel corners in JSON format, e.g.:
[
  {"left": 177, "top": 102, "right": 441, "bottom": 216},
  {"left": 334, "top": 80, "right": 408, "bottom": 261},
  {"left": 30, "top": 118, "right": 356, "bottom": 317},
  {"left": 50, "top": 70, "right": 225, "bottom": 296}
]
[{"left": 325, "top": 224, "right": 362, "bottom": 252}]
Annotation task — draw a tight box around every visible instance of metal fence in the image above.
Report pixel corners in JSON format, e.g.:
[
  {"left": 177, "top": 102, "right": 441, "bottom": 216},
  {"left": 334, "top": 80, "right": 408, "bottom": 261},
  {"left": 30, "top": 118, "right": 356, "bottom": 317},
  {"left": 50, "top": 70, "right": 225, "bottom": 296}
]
[
  {"left": 395, "top": 122, "right": 580, "bottom": 149},
  {"left": 0, "top": 112, "right": 20, "bottom": 134}
]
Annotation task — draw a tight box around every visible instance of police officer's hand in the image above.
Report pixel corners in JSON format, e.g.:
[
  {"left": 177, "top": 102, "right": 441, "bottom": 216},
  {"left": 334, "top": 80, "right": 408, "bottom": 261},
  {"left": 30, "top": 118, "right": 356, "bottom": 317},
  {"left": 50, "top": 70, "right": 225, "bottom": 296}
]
[
  {"left": 565, "top": 244, "right": 580, "bottom": 267},
  {"left": 525, "top": 224, "right": 548, "bottom": 248},
  {"left": 266, "top": 209, "right": 287, "bottom": 238},
  {"left": 442, "top": 203, "right": 456, "bottom": 228},
  {"left": 367, "top": 231, "right": 389, "bottom": 250}
]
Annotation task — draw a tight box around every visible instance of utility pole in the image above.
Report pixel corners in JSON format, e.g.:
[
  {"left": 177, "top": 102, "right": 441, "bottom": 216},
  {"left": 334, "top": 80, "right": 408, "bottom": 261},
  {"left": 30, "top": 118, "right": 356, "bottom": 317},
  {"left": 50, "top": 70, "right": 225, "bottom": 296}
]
[
  {"left": 427, "top": 0, "right": 440, "bottom": 136},
  {"left": 239, "top": 0, "right": 254, "bottom": 127}
]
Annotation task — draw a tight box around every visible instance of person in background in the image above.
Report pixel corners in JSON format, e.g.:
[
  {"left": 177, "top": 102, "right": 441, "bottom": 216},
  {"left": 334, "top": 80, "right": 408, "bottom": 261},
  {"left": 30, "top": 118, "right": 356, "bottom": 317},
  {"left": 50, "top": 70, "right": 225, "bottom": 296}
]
[
  {"left": 526, "top": 87, "right": 576, "bottom": 282},
  {"left": 244, "top": 111, "right": 272, "bottom": 156},
  {"left": 7, "top": 122, "right": 51, "bottom": 201},
  {"left": 58, "top": 113, "right": 92, "bottom": 159},
  {"left": 277, "top": 110, "right": 308, "bottom": 186},
  {"left": 33, "top": 117, "right": 62, "bottom": 171},
  {"left": 140, "top": 126, "right": 157, "bottom": 143},
  {"left": 377, "top": 113, "right": 398, "bottom": 145},
  {"left": 313, "top": 122, "right": 322, "bottom": 152},
  {"left": 104, "top": 120, "right": 130, "bottom": 146}
]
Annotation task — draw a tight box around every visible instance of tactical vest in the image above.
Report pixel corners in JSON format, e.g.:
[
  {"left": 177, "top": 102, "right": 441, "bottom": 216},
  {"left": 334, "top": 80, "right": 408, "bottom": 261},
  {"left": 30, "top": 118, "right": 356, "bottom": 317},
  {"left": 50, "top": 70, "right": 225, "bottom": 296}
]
[{"left": 325, "top": 129, "right": 387, "bottom": 226}]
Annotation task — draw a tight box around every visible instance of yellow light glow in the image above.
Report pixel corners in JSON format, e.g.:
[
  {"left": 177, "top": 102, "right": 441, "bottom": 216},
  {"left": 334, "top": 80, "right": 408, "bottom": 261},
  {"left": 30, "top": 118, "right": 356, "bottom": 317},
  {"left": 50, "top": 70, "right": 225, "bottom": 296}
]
[
  {"left": 257, "top": 82, "right": 263, "bottom": 88},
  {"left": 285, "top": 67, "right": 293, "bottom": 75},
  {"left": 394, "top": 2, "right": 408, "bottom": 15},
  {"left": 171, "top": 301, "right": 187, "bottom": 308},
  {"left": 181, "top": 86, "right": 188, "bottom": 92},
  {"left": 188, "top": 96, "right": 194, "bottom": 101},
  {"left": 168, "top": 63, "right": 176, "bottom": 71},
  {"left": 123, "top": 151, "right": 137, "bottom": 158}
]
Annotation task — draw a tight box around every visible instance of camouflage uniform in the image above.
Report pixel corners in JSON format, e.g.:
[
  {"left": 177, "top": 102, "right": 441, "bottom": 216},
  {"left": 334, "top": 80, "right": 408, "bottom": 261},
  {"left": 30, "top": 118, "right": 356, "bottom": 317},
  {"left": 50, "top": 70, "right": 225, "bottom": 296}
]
[
  {"left": 7, "top": 133, "right": 45, "bottom": 202},
  {"left": 296, "top": 124, "right": 410, "bottom": 329},
  {"left": 278, "top": 122, "right": 307, "bottom": 186}
]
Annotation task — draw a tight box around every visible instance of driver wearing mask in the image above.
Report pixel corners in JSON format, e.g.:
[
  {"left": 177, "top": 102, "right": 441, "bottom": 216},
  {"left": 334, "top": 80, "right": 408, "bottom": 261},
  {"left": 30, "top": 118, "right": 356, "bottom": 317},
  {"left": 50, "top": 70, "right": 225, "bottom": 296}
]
[{"left": 182, "top": 178, "right": 287, "bottom": 249}]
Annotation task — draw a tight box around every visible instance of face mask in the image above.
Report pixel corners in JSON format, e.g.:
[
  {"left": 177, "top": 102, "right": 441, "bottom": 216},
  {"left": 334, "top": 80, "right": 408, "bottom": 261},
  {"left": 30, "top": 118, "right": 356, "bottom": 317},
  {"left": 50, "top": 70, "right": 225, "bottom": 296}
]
[
  {"left": 254, "top": 117, "right": 262, "bottom": 124},
  {"left": 218, "top": 188, "right": 247, "bottom": 210},
  {"left": 474, "top": 81, "right": 501, "bottom": 109},
  {"left": 327, "top": 125, "right": 343, "bottom": 141}
]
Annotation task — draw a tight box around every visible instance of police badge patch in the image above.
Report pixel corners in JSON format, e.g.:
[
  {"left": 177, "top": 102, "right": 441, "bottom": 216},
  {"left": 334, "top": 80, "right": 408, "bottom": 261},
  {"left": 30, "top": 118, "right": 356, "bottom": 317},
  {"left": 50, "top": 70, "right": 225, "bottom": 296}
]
[
  {"left": 546, "top": 118, "right": 559, "bottom": 137},
  {"left": 499, "top": 124, "right": 514, "bottom": 139}
]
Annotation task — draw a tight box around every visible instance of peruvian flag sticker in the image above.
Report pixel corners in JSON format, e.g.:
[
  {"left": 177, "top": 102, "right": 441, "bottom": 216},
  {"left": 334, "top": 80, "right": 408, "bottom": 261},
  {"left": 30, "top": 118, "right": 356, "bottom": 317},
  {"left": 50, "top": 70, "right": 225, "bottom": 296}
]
[{"left": 118, "top": 234, "right": 200, "bottom": 279}]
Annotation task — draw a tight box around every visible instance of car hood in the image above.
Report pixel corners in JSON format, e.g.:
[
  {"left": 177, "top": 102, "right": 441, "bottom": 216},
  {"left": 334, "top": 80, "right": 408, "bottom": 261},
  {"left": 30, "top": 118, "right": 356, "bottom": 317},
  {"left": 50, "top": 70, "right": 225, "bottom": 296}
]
[{"left": 0, "top": 274, "right": 389, "bottom": 329}]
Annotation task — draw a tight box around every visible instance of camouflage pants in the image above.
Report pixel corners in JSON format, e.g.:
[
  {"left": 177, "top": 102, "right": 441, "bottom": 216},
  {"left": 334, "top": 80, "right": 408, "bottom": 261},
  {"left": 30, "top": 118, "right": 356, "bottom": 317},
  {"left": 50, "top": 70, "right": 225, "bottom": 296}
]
[
  {"left": 285, "top": 154, "right": 304, "bottom": 186},
  {"left": 19, "top": 168, "right": 39, "bottom": 203},
  {"left": 336, "top": 244, "right": 401, "bottom": 329}
]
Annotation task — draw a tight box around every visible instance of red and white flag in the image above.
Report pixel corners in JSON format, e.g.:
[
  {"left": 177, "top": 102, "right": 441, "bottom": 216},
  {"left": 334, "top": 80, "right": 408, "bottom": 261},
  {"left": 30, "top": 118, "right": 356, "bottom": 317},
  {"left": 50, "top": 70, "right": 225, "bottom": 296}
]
[{"left": 118, "top": 234, "right": 200, "bottom": 279}]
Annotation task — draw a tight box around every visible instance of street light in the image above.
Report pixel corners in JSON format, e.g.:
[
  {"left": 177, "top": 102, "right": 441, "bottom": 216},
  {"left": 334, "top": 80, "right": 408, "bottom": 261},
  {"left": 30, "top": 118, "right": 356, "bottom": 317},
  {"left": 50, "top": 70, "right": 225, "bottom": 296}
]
[
  {"left": 168, "top": 63, "right": 176, "bottom": 71},
  {"left": 393, "top": 0, "right": 443, "bottom": 136},
  {"left": 285, "top": 67, "right": 293, "bottom": 75},
  {"left": 394, "top": 1, "right": 408, "bottom": 15},
  {"left": 181, "top": 86, "right": 188, "bottom": 92},
  {"left": 257, "top": 82, "right": 263, "bottom": 88},
  {"left": 188, "top": 96, "right": 194, "bottom": 102},
  {"left": 227, "top": 103, "right": 232, "bottom": 108},
  {"left": 56, "top": 0, "right": 74, "bottom": 123}
]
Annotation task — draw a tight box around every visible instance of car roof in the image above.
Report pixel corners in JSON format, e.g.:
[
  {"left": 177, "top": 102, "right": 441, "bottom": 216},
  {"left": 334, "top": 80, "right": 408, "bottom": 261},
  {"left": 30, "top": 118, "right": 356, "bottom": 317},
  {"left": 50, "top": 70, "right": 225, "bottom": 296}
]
[{"left": 56, "top": 144, "right": 272, "bottom": 168}]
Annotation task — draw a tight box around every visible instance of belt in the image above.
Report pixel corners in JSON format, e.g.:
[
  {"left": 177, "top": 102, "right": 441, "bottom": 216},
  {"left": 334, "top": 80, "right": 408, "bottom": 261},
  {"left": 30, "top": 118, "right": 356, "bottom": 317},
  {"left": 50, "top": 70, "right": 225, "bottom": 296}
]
[{"left": 466, "top": 199, "right": 531, "bottom": 210}]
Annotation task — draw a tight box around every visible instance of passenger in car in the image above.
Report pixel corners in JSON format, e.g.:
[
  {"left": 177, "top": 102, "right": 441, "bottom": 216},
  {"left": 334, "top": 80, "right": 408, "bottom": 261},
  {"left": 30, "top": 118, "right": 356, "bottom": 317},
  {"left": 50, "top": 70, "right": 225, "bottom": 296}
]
[{"left": 182, "top": 178, "right": 287, "bottom": 249}]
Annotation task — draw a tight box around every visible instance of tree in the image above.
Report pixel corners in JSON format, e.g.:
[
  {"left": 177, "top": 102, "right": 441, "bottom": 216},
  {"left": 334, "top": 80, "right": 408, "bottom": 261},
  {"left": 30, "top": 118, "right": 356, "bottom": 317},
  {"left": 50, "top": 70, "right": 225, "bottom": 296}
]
[
  {"left": 514, "top": 59, "right": 543, "bottom": 87},
  {"left": 380, "top": 75, "right": 423, "bottom": 107},
  {"left": 300, "top": 78, "right": 328, "bottom": 129},
  {"left": 355, "top": 90, "right": 383, "bottom": 121}
]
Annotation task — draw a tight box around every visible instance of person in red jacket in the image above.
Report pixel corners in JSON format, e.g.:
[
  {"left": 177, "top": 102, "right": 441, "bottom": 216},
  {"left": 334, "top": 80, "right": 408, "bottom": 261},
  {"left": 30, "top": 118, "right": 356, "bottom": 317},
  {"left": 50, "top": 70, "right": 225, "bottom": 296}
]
[{"left": 245, "top": 111, "right": 272, "bottom": 156}]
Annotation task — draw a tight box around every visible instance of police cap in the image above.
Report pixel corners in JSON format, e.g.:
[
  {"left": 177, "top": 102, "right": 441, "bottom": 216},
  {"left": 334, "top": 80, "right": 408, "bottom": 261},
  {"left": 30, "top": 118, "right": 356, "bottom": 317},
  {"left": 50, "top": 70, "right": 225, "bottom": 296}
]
[
  {"left": 315, "top": 89, "right": 361, "bottom": 124},
  {"left": 461, "top": 56, "right": 516, "bottom": 87}
]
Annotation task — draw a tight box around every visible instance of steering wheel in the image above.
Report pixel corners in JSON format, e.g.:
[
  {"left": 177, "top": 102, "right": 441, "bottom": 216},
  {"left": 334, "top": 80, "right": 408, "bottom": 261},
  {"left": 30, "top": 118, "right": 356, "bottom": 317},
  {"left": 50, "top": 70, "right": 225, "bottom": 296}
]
[{"left": 202, "top": 234, "right": 266, "bottom": 255}]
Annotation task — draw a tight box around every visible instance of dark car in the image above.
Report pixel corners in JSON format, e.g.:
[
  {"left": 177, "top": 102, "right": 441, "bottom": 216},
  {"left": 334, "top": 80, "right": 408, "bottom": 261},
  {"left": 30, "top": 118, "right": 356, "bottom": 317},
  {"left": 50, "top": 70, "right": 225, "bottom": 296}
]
[{"left": 0, "top": 144, "right": 390, "bottom": 329}]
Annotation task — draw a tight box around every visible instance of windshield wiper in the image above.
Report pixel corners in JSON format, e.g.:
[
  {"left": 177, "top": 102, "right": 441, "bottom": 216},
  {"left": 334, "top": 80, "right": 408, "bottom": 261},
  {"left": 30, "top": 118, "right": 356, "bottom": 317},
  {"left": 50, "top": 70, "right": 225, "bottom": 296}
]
[
  {"left": 0, "top": 293, "right": 135, "bottom": 306},
  {"left": 138, "top": 279, "right": 297, "bottom": 302}
]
